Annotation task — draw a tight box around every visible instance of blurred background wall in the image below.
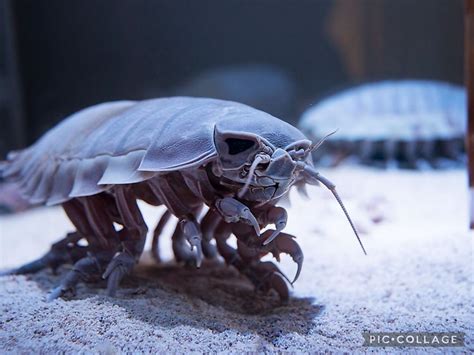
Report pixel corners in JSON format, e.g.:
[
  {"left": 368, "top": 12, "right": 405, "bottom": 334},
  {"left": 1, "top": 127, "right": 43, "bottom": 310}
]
[{"left": 0, "top": 0, "right": 464, "bottom": 156}]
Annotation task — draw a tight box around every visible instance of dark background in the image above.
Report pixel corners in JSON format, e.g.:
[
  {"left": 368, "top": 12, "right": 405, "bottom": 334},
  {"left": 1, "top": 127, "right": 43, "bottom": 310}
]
[{"left": 0, "top": 0, "right": 464, "bottom": 156}]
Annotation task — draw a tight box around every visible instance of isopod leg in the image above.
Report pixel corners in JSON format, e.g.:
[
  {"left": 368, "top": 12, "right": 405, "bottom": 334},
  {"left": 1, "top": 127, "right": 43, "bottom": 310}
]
[
  {"left": 359, "top": 140, "right": 375, "bottom": 164},
  {"left": 148, "top": 177, "right": 208, "bottom": 263},
  {"left": 261, "top": 206, "right": 288, "bottom": 245},
  {"left": 103, "top": 186, "right": 148, "bottom": 296},
  {"left": 402, "top": 140, "right": 418, "bottom": 168},
  {"left": 47, "top": 196, "right": 120, "bottom": 300},
  {"left": 235, "top": 238, "right": 291, "bottom": 303},
  {"left": 172, "top": 223, "right": 196, "bottom": 266},
  {"left": 261, "top": 231, "right": 304, "bottom": 284},
  {"left": 419, "top": 140, "right": 434, "bottom": 162},
  {"left": 215, "top": 197, "right": 261, "bottom": 236},
  {"left": 1, "top": 197, "right": 108, "bottom": 277},
  {"left": 383, "top": 140, "right": 398, "bottom": 168},
  {"left": 214, "top": 220, "right": 237, "bottom": 266},
  {"left": 200, "top": 208, "right": 221, "bottom": 259},
  {"left": 151, "top": 209, "right": 172, "bottom": 263},
  {"left": 48, "top": 251, "right": 112, "bottom": 302},
  {"left": 171, "top": 216, "right": 204, "bottom": 267},
  {"left": 1, "top": 231, "right": 87, "bottom": 276},
  {"left": 240, "top": 255, "right": 290, "bottom": 302},
  {"left": 219, "top": 221, "right": 291, "bottom": 302},
  {"left": 441, "top": 139, "right": 463, "bottom": 161}
]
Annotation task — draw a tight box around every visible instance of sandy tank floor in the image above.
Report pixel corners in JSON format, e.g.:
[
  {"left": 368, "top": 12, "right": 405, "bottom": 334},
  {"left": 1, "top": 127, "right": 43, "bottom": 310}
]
[{"left": 0, "top": 166, "right": 472, "bottom": 353}]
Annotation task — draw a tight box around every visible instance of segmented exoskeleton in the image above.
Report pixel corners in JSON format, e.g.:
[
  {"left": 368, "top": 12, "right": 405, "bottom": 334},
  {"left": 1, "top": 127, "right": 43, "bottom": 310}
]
[
  {"left": 1, "top": 97, "right": 364, "bottom": 301},
  {"left": 300, "top": 80, "right": 466, "bottom": 168}
]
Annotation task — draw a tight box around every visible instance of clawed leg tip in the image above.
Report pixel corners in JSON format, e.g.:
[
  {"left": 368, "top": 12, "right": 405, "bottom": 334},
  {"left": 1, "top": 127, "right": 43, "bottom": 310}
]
[
  {"left": 262, "top": 225, "right": 287, "bottom": 245},
  {"left": 105, "top": 270, "right": 126, "bottom": 298},
  {"left": 47, "top": 287, "right": 64, "bottom": 302},
  {"left": 106, "top": 276, "right": 120, "bottom": 297},
  {"left": 262, "top": 237, "right": 271, "bottom": 246},
  {"left": 289, "top": 260, "right": 303, "bottom": 285},
  {"left": 46, "top": 296, "right": 57, "bottom": 303},
  {"left": 252, "top": 224, "right": 261, "bottom": 237}
]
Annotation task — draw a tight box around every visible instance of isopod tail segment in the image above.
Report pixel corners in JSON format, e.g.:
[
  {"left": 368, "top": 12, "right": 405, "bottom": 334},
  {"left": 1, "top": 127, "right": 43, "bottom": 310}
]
[{"left": 300, "top": 163, "right": 367, "bottom": 256}]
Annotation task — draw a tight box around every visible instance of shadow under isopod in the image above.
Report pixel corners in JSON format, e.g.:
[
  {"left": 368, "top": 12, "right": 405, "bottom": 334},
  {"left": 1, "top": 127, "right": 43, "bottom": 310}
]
[{"left": 23, "top": 260, "right": 324, "bottom": 344}]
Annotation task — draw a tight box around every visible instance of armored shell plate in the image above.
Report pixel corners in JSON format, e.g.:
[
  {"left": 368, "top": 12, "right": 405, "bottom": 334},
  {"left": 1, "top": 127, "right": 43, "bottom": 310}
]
[
  {"left": 1, "top": 97, "right": 305, "bottom": 205},
  {"left": 299, "top": 80, "right": 466, "bottom": 167}
]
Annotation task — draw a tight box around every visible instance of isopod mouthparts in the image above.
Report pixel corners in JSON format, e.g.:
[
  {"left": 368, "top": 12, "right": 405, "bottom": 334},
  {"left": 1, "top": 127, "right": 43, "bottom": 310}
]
[{"left": 237, "top": 153, "right": 271, "bottom": 198}]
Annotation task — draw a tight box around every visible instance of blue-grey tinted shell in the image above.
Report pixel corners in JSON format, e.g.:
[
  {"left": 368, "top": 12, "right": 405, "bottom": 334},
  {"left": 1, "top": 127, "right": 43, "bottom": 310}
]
[
  {"left": 299, "top": 80, "right": 466, "bottom": 141},
  {"left": 1, "top": 97, "right": 307, "bottom": 206}
]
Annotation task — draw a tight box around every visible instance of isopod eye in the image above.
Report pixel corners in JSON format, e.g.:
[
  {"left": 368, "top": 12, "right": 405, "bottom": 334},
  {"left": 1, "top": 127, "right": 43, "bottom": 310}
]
[
  {"left": 214, "top": 127, "right": 266, "bottom": 169},
  {"left": 225, "top": 138, "right": 255, "bottom": 155}
]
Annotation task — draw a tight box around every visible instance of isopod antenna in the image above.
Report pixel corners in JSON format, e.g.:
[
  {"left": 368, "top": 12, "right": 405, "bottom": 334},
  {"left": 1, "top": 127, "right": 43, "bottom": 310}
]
[{"left": 302, "top": 164, "right": 367, "bottom": 255}]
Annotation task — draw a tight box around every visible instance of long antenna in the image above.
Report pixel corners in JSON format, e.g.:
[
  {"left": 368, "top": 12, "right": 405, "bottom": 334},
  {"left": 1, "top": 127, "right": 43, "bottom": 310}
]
[
  {"left": 304, "top": 165, "right": 367, "bottom": 255},
  {"left": 310, "top": 129, "right": 338, "bottom": 152}
]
